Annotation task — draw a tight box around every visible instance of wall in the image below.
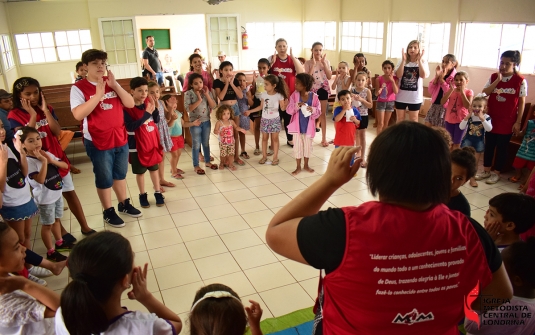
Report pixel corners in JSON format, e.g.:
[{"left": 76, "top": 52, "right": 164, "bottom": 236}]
[{"left": 135, "top": 15, "right": 207, "bottom": 77}]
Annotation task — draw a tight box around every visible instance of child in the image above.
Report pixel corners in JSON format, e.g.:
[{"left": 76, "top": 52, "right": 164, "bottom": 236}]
[
  {"left": 509, "top": 118, "right": 535, "bottom": 188},
  {"left": 0, "top": 222, "right": 61, "bottom": 335},
  {"left": 464, "top": 237, "right": 535, "bottom": 335},
  {"left": 21, "top": 127, "right": 71, "bottom": 263},
  {"left": 375, "top": 60, "right": 399, "bottom": 134},
  {"left": 441, "top": 71, "right": 473, "bottom": 150},
  {"left": 214, "top": 105, "right": 246, "bottom": 171},
  {"left": 247, "top": 58, "right": 271, "bottom": 156},
  {"left": 0, "top": 89, "right": 14, "bottom": 140},
  {"left": 236, "top": 72, "right": 250, "bottom": 159},
  {"left": 74, "top": 61, "right": 87, "bottom": 82},
  {"left": 479, "top": 50, "right": 527, "bottom": 185},
  {"left": 351, "top": 71, "right": 373, "bottom": 167},
  {"left": 69, "top": 49, "right": 140, "bottom": 227},
  {"left": 287, "top": 73, "right": 321, "bottom": 175},
  {"left": 333, "top": 90, "right": 361, "bottom": 166},
  {"left": 484, "top": 193, "right": 535, "bottom": 251},
  {"left": 148, "top": 82, "right": 175, "bottom": 191},
  {"left": 162, "top": 93, "right": 200, "bottom": 180},
  {"left": 189, "top": 283, "right": 263, "bottom": 335},
  {"left": 184, "top": 72, "right": 217, "bottom": 174},
  {"left": 213, "top": 61, "right": 245, "bottom": 167},
  {"left": 9, "top": 77, "right": 95, "bottom": 236},
  {"left": 124, "top": 77, "right": 164, "bottom": 208},
  {"left": 395, "top": 40, "right": 430, "bottom": 122},
  {"left": 304, "top": 42, "right": 332, "bottom": 148},
  {"left": 425, "top": 54, "right": 457, "bottom": 128},
  {"left": 331, "top": 61, "right": 352, "bottom": 110},
  {"left": 447, "top": 147, "right": 477, "bottom": 217},
  {"left": 460, "top": 96, "right": 493, "bottom": 187},
  {"left": 248, "top": 74, "right": 288, "bottom": 166},
  {"left": 55, "top": 232, "right": 182, "bottom": 335}
]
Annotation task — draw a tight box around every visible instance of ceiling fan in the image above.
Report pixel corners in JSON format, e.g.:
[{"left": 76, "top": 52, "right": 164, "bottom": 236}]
[{"left": 204, "top": 0, "right": 233, "bottom": 4}]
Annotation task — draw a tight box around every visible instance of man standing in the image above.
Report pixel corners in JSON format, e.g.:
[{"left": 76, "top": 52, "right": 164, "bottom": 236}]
[
  {"left": 142, "top": 36, "right": 164, "bottom": 86},
  {"left": 212, "top": 50, "right": 226, "bottom": 77}
]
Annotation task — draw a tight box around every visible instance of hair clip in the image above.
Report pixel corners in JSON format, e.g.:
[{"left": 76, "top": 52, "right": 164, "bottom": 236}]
[
  {"left": 190, "top": 291, "right": 241, "bottom": 311},
  {"left": 15, "top": 79, "right": 29, "bottom": 91}
]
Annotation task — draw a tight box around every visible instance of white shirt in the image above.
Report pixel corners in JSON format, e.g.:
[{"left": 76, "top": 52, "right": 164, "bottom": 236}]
[
  {"left": 0, "top": 289, "right": 54, "bottom": 335},
  {"left": 70, "top": 84, "right": 93, "bottom": 141},
  {"left": 55, "top": 307, "right": 175, "bottom": 335},
  {"left": 2, "top": 147, "right": 32, "bottom": 207},
  {"left": 26, "top": 152, "right": 63, "bottom": 205},
  {"left": 395, "top": 60, "right": 429, "bottom": 104},
  {"left": 261, "top": 92, "right": 283, "bottom": 120}
]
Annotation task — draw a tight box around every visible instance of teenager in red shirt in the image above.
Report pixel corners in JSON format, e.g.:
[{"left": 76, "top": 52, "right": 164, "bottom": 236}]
[
  {"left": 70, "top": 49, "right": 140, "bottom": 227},
  {"left": 266, "top": 122, "right": 512, "bottom": 335}
]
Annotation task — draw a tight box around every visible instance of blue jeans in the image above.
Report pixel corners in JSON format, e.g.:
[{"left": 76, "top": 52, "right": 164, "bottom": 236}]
[
  {"left": 155, "top": 72, "right": 164, "bottom": 86},
  {"left": 84, "top": 139, "right": 128, "bottom": 189},
  {"left": 190, "top": 120, "right": 211, "bottom": 167}
]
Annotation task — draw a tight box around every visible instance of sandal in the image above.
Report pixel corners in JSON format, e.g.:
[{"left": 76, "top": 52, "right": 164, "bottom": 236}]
[
  {"left": 254, "top": 149, "right": 261, "bottom": 156},
  {"left": 272, "top": 159, "right": 279, "bottom": 166},
  {"left": 172, "top": 173, "right": 184, "bottom": 179},
  {"left": 176, "top": 169, "right": 185, "bottom": 174},
  {"left": 195, "top": 168, "right": 206, "bottom": 175},
  {"left": 259, "top": 157, "right": 267, "bottom": 164},
  {"left": 160, "top": 181, "right": 176, "bottom": 187},
  {"left": 240, "top": 152, "right": 250, "bottom": 159},
  {"left": 508, "top": 176, "right": 521, "bottom": 183},
  {"left": 207, "top": 164, "right": 218, "bottom": 170},
  {"left": 228, "top": 164, "right": 237, "bottom": 171},
  {"left": 267, "top": 150, "right": 274, "bottom": 156},
  {"left": 234, "top": 158, "right": 245, "bottom": 166}
]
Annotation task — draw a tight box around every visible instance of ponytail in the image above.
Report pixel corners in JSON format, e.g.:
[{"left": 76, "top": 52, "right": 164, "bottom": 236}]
[
  {"left": 60, "top": 232, "right": 133, "bottom": 335},
  {"left": 264, "top": 74, "right": 288, "bottom": 99}
]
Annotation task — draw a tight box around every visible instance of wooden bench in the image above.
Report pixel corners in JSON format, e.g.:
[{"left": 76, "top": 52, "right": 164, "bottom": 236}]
[{"left": 500, "top": 102, "right": 534, "bottom": 172}]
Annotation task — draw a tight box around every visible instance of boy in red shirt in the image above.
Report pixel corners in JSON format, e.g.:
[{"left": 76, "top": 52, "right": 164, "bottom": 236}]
[
  {"left": 124, "top": 77, "right": 164, "bottom": 208},
  {"left": 333, "top": 90, "right": 361, "bottom": 165},
  {"left": 70, "top": 49, "right": 140, "bottom": 228}
]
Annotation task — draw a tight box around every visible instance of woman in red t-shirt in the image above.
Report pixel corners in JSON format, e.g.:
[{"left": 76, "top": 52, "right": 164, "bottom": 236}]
[{"left": 268, "top": 38, "right": 304, "bottom": 147}]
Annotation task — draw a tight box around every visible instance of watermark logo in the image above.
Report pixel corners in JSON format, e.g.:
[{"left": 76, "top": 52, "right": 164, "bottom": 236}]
[
  {"left": 392, "top": 308, "right": 434, "bottom": 325},
  {"left": 464, "top": 281, "right": 480, "bottom": 329}
]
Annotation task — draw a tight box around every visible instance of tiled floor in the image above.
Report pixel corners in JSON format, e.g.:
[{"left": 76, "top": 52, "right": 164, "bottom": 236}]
[{"left": 31, "top": 115, "right": 520, "bottom": 334}]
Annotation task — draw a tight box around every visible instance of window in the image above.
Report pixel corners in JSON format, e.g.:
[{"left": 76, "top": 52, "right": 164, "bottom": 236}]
[
  {"left": 341, "top": 21, "right": 383, "bottom": 54},
  {"left": 389, "top": 22, "right": 450, "bottom": 62},
  {"left": 304, "top": 21, "right": 336, "bottom": 50},
  {"left": 459, "top": 23, "right": 535, "bottom": 74},
  {"left": 0, "top": 35, "right": 15, "bottom": 70},
  {"left": 101, "top": 20, "right": 136, "bottom": 65},
  {"left": 55, "top": 30, "right": 92, "bottom": 61},
  {"left": 245, "top": 22, "right": 302, "bottom": 69},
  {"left": 15, "top": 30, "right": 92, "bottom": 64}
]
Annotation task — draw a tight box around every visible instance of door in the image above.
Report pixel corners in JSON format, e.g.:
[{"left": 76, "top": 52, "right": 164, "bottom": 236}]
[
  {"left": 99, "top": 18, "right": 140, "bottom": 78},
  {"left": 208, "top": 15, "right": 240, "bottom": 70}
]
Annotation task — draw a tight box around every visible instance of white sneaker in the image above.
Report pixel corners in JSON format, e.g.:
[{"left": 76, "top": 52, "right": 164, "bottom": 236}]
[
  {"left": 27, "top": 273, "right": 47, "bottom": 286},
  {"left": 486, "top": 173, "right": 500, "bottom": 184},
  {"left": 475, "top": 171, "right": 491, "bottom": 180},
  {"left": 28, "top": 266, "right": 53, "bottom": 278}
]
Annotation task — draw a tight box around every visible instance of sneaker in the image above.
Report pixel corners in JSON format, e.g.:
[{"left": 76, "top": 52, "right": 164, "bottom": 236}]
[
  {"left": 103, "top": 207, "right": 125, "bottom": 228},
  {"left": 47, "top": 250, "right": 68, "bottom": 263},
  {"left": 28, "top": 266, "right": 53, "bottom": 278},
  {"left": 139, "top": 193, "right": 150, "bottom": 208},
  {"left": 62, "top": 233, "right": 77, "bottom": 244},
  {"left": 154, "top": 192, "right": 165, "bottom": 207},
  {"left": 475, "top": 171, "right": 491, "bottom": 180},
  {"left": 118, "top": 198, "right": 143, "bottom": 218},
  {"left": 27, "top": 273, "right": 47, "bottom": 286},
  {"left": 55, "top": 240, "right": 75, "bottom": 252},
  {"left": 486, "top": 173, "right": 500, "bottom": 184}
]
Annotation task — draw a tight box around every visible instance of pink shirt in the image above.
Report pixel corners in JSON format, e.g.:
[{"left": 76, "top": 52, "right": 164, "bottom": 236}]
[
  {"left": 377, "top": 75, "right": 399, "bottom": 102},
  {"left": 286, "top": 91, "right": 321, "bottom": 138},
  {"left": 444, "top": 89, "right": 473, "bottom": 124},
  {"left": 182, "top": 71, "right": 213, "bottom": 91}
]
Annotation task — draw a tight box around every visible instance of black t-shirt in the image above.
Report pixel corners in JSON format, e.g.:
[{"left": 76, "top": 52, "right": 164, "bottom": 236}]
[
  {"left": 296, "top": 207, "right": 501, "bottom": 275},
  {"left": 142, "top": 47, "right": 161, "bottom": 73},
  {"left": 213, "top": 79, "right": 240, "bottom": 101},
  {"left": 447, "top": 192, "right": 471, "bottom": 217}
]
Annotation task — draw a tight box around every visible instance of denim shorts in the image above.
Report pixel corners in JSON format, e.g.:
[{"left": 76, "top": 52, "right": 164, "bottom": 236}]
[
  {"left": 38, "top": 197, "right": 64, "bottom": 225},
  {"left": 84, "top": 139, "right": 128, "bottom": 189},
  {"left": 230, "top": 102, "right": 241, "bottom": 117},
  {"left": 0, "top": 199, "right": 39, "bottom": 222},
  {"left": 376, "top": 101, "right": 395, "bottom": 112},
  {"left": 461, "top": 135, "right": 485, "bottom": 153}
]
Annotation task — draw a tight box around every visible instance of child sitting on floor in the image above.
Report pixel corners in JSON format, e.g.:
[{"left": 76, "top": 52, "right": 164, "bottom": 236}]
[
  {"left": 484, "top": 193, "right": 535, "bottom": 251},
  {"left": 189, "top": 283, "right": 263, "bottom": 335}
]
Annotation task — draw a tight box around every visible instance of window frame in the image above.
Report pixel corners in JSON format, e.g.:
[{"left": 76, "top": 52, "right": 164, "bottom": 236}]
[
  {"left": 304, "top": 21, "right": 337, "bottom": 51},
  {"left": 0, "top": 34, "right": 15, "bottom": 71},
  {"left": 341, "top": 21, "right": 384, "bottom": 55},
  {"left": 389, "top": 22, "right": 450, "bottom": 63},
  {"left": 14, "top": 29, "right": 92, "bottom": 65}
]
